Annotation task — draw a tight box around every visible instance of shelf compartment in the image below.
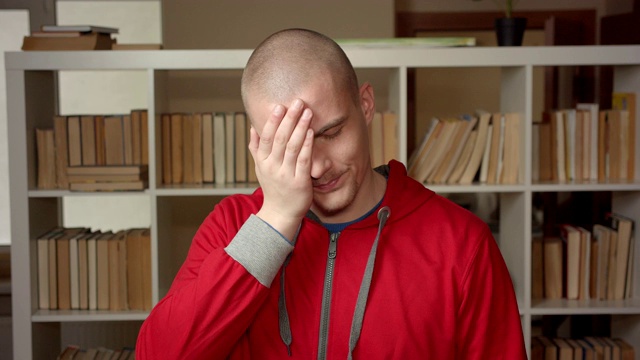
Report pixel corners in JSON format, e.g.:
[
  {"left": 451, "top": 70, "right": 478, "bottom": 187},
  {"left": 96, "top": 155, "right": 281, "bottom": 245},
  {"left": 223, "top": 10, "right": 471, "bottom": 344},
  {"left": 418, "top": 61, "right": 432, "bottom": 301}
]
[
  {"left": 155, "top": 183, "right": 257, "bottom": 196},
  {"left": 532, "top": 181, "right": 640, "bottom": 192}
]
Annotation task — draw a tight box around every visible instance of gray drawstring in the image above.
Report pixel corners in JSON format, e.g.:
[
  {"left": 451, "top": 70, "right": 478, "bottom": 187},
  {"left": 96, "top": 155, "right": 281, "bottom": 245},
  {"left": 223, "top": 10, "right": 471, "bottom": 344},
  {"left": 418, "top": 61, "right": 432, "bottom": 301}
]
[
  {"left": 279, "top": 254, "right": 293, "bottom": 356},
  {"left": 348, "top": 206, "right": 390, "bottom": 360},
  {"left": 278, "top": 207, "right": 390, "bottom": 358}
]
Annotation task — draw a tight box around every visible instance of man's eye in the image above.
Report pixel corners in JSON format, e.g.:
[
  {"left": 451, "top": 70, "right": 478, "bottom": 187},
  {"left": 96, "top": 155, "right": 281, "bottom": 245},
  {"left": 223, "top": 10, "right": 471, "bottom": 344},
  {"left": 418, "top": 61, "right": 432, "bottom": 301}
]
[{"left": 322, "top": 127, "right": 343, "bottom": 140}]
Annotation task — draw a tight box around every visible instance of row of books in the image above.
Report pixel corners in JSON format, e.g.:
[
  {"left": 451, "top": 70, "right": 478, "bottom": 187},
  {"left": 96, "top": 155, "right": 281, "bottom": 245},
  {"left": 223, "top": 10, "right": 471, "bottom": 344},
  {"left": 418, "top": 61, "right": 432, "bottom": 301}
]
[
  {"left": 532, "top": 213, "right": 634, "bottom": 301},
  {"left": 57, "top": 345, "right": 135, "bottom": 360},
  {"left": 160, "top": 110, "right": 398, "bottom": 185},
  {"left": 36, "top": 110, "right": 149, "bottom": 190},
  {"left": 37, "top": 227, "right": 152, "bottom": 312},
  {"left": 533, "top": 93, "right": 636, "bottom": 183},
  {"left": 531, "top": 336, "right": 634, "bottom": 360},
  {"left": 408, "top": 111, "right": 521, "bottom": 185}
]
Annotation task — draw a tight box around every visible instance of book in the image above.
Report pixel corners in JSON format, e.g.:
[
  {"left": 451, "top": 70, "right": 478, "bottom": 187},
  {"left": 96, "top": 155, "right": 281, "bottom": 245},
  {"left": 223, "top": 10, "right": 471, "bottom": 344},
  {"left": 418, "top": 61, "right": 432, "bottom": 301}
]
[
  {"left": 561, "top": 225, "right": 582, "bottom": 300},
  {"left": 182, "top": 114, "right": 195, "bottom": 184},
  {"left": 447, "top": 130, "right": 477, "bottom": 184},
  {"left": 213, "top": 113, "right": 227, "bottom": 185},
  {"left": 432, "top": 116, "right": 477, "bottom": 184},
  {"left": 40, "top": 25, "right": 119, "bottom": 34},
  {"left": 459, "top": 112, "right": 491, "bottom": 184},
  {"left": 193, "top": 112, "right": 206, "bottom": 185},
  {"left": 22, "top": 32, "right": 114, "bottom": 51},
  {"left": 95, "top": 115, "right": 106, "bottom": 166},
  {"left": 408, "top": 118, "right": 441, "bottom": 183},
  {"left": 36, "top": 128, "right": 57, "bottom": 189},
  {"left": 225, "top": 113, "right": 235, "bottom": 183},
  {"left": 576, "top": 227, "right": 592, "bottom": 300},
  {"left": 77, "top": 232, "right": 90, "bottom": 310},
  {"left": 609, "top": 213, "right": 634, "bottom": 300},
  {"left": 544, "top": 237, "right": 563, "bottom": 299},
  {"left": 69, "top": 232, "right": 83, "bottom": 309},
  {"left": 126, "top": 229, "right": 144, "bottom": 310},
  {"left": 553, "top": 338, "right": 573, "bottom": 360},
  {"left": 67, "top": 165, "right": 148, "bottom": 176},
  {"left": 170, "top": 113, "right": 183, "bottom": 184},
  {"left": 140, "top": 229, "right": 152, "bottom": 310},
  {"left": 69, "top": 181, "right": 146, "bottom": 192},
  {"left": 421, "top": 118, "right": 457, "bottom": 183},
  {"left": 140, "top": 110, "right": 149, "bottom": 165},
  {"left": 161, "top": 113, "right": 172, "bottom": 184},
  {"left": 123, "top": 115, "right": 134, "bottom": 165},
  {"left": 576, "top": 103, "right": 600, "bottom": 181},
  {"left": 87, "top": 231, "right": 102, "bottom": 310},
  {"left": 202, "top": 113, "right": 214, "bottom": 183},
  {"left": 37, "top": 228, "right": 64, "bottom": 309},
  {"left": 486, "top": 113, "right": 503, "bottom": 184},
  {"left": 31, "top": 31, "right": 83, "bottom": 38},
  {"left": 67, "top": 116, "right": 82, "bottom": 167},
  {"left": 57, "top": 233, "right": 73, "bottom": 310},
  {"left": 593, "top": 224, "right": 612, "bottom": 300},
  {"left": 407, "top": 117, "right": 437, "bottom": 178},
  {"left": 104, "top": 116, "right": 125, "bottom": 166},
  {"left": 234, "top": 112, "right": 248, "bottom": 183},
  {"left": 537, "top": 122, "right": 553, "bottom": 182},
  {"left": 131, "top": 110, "right": 143, "bottom": 165},
  {"left": 68, "top": 174, "right": 144, "bottom": 183},
  {"left": 612, "top": 92, "right": 636, "bottom": 181},
  {"left": 54, "top": 116, "right": 70, "bottom": 189},
  {"left": 96, "top": 232, "right": 111, "bottom": 310},
  {"left": 553, "top": 111, "right": 567, "bottom": 182},
  {"left": 479, "top": 124, "right": 494, "bottom": 183},
  {"left": 80, "top": 115, "right": 96, "bottom": 166}
]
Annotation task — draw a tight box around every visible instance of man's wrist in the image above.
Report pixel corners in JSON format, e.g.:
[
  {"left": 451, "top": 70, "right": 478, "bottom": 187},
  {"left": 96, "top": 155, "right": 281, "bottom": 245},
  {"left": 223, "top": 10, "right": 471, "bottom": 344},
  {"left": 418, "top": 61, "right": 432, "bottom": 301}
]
[{"left": 256, "top": 207, "right": 303, "bottom": 242}]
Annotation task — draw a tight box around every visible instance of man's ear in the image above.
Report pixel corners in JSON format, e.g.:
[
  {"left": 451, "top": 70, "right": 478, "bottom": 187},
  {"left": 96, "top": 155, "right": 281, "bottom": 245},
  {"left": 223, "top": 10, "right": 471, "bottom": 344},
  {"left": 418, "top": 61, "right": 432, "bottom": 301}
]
[{"left": 358, "top": 82, "right": 376, "bottom": 125}]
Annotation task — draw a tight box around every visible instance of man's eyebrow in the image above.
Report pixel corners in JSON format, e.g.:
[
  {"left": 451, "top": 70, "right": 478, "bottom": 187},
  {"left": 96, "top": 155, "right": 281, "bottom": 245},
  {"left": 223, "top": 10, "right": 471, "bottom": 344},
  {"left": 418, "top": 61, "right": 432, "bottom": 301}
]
[{"left": 314, "top": 117, "right": 347, "bottom": 137}]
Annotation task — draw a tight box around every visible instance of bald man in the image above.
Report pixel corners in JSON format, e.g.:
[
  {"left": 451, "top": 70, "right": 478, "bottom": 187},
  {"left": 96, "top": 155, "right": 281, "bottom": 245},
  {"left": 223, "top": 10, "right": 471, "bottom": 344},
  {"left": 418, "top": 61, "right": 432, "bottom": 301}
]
[{"left": 136, "top": 29, "right": 526, "bottom": 360}]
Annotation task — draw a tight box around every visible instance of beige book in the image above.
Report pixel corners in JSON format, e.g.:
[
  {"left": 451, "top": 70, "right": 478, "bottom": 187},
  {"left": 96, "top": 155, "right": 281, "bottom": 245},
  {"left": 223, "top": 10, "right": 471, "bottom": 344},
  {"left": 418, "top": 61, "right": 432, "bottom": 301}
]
[
  {"left": 409, "top": 119, "right": 442, "bottom": 183},
  {"left": 53, "top": 115, "right": 70, "bottom": 189},
  {"left": 544, "top": 237, "right": 563, "bottom": 299},
  {"left": 609, "top": 213, "right": 633, "bottom": 300},
  {"left": 486, "top": 113, "right": 503, "bottom": 184},
  {"left": 67, "top": 115, "right": 82, "bottom": 167},
  {"left": 69, "top": 181, "right": 145, "bottom": 192},
  {"left": 407, "top": 117, "right": 437, "bottom": 178},
  {"left": 170, "top": 113, "right": 183, "bottom": 184},
  {"left": 193, "top": 113, "right": 203, "bottom": 184},
  {"left": 77, "top": 232, "right": 90, "bottom": 310},
  {"left": 94, "top": 115, "right": 106, "bottom": 166},
  {"left": 234, "top": 112, "right": 248, "bottom": 183},
  {"left": 225, "top": 113, "right": 235, "bottom": 183},
  {"left": 422, "top": 119, "right": 458, "bottom": 183},
  {"left": 36, "top": 129, "right": 57, "bottom": 189},
  {"left": 104, "top": 116, "right": 125, "bottom": 166},
  {"left": 447, "top": 130, "right": 477, "bottom": 184},
  {"left": 81, "top": 115, "right": 96, "bottom": 166},
  {"left": 202, "top": 113, "right": 214, "bottom": 183},
  {"left": 67, "top": 165, "right": 147, "bottom": 176},
  {"left": 126, "top": 229, "right": 144, "bottom": 310},
  {"left": 97, "top": 232, "right": 112, "bottom": 310},
  {"left": 593, "top": 224, "right": 612, "bottom": 300},
  {"left": 459, "top": 112, "right": 491, "bottom": 184},
  {"left": 247, "top": 114, "right": 258, "bottom": 183},
  {"left": 141, "top": 229, "right": 152, "bottom": 310},
  {"left": 501, "top": 112, "right": 521, "bottom": 184},
  {"left": 123, "top": 114, "right": 133, "bottom": 165},
  {"left": 213, "top": 113, "right": 227, "bottom": 185},
  {"left": 141, "top": 110, "right": 149, "bottom": 165},
  {"left": 161, "top": 113, "right": 172, "bottom": 184},
  {"left": 182, "top": 114, "right": 194, "bottom": 184},
  {"left": 130, "top": 110, "right": 143, "bottom": 165}
]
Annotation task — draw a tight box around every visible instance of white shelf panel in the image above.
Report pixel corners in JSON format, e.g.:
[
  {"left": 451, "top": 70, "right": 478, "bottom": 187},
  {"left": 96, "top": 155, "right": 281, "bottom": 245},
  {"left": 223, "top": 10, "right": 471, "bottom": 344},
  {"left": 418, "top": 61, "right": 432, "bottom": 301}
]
[
  {"left": 28, "top": 190, "right": 151, "bottom": 198},
  {"left": 531, "top": 298, "right": 640, "bottom": 315},
  {"left": 426, "top": 183, "right": 526, "bottom": 193},
  {"left": 32, "top": 309, "right": 148, "bottom": 322},
  {"left": 155, "top": 183, "right": 258, "bottom": 196},
  {"left": 531, "top": 181, "right": 640, "bottom": 192},
  {"left": 6, "top": 46, "right": 640, "bottom": 71}
]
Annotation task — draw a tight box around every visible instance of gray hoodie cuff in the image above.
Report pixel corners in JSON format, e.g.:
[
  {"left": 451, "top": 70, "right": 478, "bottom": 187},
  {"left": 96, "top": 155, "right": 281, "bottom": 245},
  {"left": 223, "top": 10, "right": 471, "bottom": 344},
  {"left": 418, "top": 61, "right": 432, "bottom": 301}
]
[{"left": 224, "top": 214, "right": 295, "bottom": 287}]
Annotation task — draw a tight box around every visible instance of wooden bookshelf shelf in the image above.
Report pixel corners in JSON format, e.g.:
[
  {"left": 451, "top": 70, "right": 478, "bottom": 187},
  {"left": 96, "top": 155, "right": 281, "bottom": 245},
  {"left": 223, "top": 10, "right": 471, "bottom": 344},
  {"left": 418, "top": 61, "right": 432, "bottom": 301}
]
[{"left": 6, "top": 46, "right": 640, "bottom": 359}]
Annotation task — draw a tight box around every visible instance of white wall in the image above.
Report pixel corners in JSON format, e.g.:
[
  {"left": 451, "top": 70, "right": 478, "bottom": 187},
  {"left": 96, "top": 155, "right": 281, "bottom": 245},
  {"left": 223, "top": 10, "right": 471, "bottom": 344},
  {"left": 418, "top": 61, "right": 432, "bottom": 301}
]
[
  {"left": 0, "top": 10, "right": 30, "bottom": 246},
  {"left": 56, "top": 1, "right": 161, "bottom": 232}
]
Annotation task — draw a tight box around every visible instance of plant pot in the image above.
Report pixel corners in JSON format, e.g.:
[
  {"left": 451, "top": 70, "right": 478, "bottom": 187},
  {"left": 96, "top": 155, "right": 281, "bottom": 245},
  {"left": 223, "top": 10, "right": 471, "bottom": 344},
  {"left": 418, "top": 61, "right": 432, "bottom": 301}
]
[{"left": 495, "top": 17, "right": 527, "bottom": 46}]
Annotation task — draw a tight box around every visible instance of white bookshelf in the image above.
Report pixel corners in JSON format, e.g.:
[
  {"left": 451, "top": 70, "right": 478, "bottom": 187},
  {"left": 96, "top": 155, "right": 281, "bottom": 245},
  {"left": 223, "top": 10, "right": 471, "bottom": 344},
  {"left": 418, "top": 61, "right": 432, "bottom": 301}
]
[{"left": 6, "top": 45, "right": 640, "bottom": 359}]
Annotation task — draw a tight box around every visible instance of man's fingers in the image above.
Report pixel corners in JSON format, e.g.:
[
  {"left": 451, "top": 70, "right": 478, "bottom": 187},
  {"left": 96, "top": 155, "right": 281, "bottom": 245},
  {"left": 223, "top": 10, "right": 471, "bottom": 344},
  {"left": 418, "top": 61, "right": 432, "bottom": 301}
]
[
  {"left": 256, "top": 104, "right": 285, "bottom": 159},
  {"left": 269, "top": 99, "right": 305, "bottom": 161},
  {"left": 283, "top": 108, "right": 313, "bottom": 171},
  {"left": 294, "top": 128, "right": 314, "bottom": 179}
]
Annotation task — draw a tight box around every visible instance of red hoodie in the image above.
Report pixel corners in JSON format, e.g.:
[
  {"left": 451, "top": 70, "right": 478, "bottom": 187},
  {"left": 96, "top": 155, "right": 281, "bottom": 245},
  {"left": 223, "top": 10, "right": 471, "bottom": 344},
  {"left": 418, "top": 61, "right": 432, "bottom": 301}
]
[{"left": 137, "top": 161, "right": 527, "bottom": 359}]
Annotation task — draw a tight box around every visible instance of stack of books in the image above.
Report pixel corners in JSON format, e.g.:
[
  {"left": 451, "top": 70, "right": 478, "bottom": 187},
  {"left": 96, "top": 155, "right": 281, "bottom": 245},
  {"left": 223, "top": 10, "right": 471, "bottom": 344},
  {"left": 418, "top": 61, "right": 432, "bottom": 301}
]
[
  {"left": 67, "top": 165, "right": 148, "bottom": 192},
  {"left": 22, "top": 25, "right": 117, "bottom": 51}
]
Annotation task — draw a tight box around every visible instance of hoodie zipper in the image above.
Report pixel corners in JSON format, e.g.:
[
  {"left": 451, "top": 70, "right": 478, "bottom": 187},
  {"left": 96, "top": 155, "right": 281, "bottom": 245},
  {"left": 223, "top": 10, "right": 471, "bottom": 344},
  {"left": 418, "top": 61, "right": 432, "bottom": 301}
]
[{"left": 317, "top": 231, "right": 339, "bottom": 360}]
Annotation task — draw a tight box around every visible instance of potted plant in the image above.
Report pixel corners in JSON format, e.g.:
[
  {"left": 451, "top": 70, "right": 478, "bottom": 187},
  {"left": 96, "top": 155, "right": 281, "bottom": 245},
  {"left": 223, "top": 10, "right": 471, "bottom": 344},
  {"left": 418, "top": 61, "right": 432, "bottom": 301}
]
[{"left": 493, "top": 0, "right": 527, "bottom": 46}]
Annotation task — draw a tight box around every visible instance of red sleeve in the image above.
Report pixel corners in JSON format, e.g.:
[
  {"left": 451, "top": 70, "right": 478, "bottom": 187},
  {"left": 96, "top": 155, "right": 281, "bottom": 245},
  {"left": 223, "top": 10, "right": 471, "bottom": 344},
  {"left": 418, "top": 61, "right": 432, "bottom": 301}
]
[
  {"left": 135, "top": 205, "right": 269, "bottom": 360},
  {"left": 456, "top": 229, "right": 528, "bottom": 359}
]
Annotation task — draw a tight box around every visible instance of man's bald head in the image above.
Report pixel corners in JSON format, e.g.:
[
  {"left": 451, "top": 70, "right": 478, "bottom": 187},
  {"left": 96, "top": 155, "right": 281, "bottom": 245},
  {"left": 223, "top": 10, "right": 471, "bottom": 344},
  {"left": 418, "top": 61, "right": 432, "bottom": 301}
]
[{"left": 241, "top": 29, "right": 360, "bottom": 117}]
